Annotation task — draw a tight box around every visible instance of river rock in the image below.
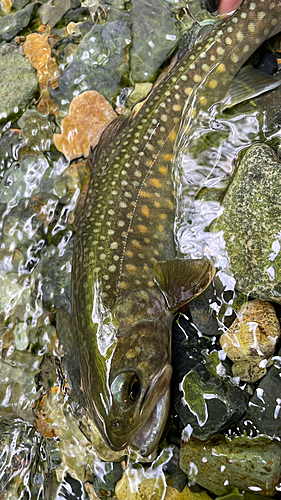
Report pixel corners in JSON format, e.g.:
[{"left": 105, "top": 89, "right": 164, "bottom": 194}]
[
  {"left": 51, "top": 18, "right": 131, "bottom": 110},
  {"left": 115, "top": 469, "right": 212, "bottom": 500},
  {"left": 172, "top": 314, "right": 248, "bottom": 441},
  {"left": 220, "top": 299, "right": 281, "bottom": 382},
  {"left": 180, "top": 435, "right": 281, "bottom": 496},
  {"left": 238, "top": 347, "right": 281, "bottom": 438},
  {"left": 0, "top": 43, "right": 38, "bottom": 126},
  {"left": 130, "top": 0, "right": 179, "bottom": 83},
  {"left": 0, "top": 2, "right": 35, "bottom": 41},
  {"left": 212, "top": 143, "right": 281, "bottom": 303},
  {"left": 188, "top": 281, "right": 221, "bottom": 336}
]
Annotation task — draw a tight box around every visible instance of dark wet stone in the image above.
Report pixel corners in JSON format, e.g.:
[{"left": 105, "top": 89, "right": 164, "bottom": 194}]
[
  {"left": 48, "top": 0, "right": 72, "bottom": 28},
  {"left": 130, "top": 0, "right": 179, "bottom": 83},
  {"left": 62, "top": 6, "right": 90, "bottom": 22},
  {"left": 0, "top": 44, "right": 38, "bottom": 126},
  {"left": 188, "top": 281, "right": 221, "bottom": 336},
  {"left": 180, "top": 435, "right": 281, "bottom": 496},
  {"left": 172, "top": 314, "right": 248, "bottom": 440},
  {"left": 166, "top": 469, "right": 188, "bottom": 492},
  {"left": 59, "top": 473, "right": 84, "bottom": 500},
  {"left": 92, "top": 462, "right": 123, "bottom": 498},
  {"left": 212, "top": 143, "right": 281, "bottom": 303},
  {"left": 0, "top": 2, "right": 35, "bottom": 41},
  {"left": 51, "top": 18, "right": 131, "bottom": 110},
  {"left": 165, "top": 445, "right": 181, "bottom": 475},
  {"left": 238, "top": 349, "right": 281, "bottom": 438}
]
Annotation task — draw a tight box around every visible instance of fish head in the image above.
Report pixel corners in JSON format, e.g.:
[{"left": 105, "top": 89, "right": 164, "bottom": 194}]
[{"left": 92, "top": 288, "right": 173, "bottom": 457}]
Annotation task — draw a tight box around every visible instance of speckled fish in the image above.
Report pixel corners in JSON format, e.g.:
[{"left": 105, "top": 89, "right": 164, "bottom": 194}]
[{"left": 72, "top": 0, "right": 281, "bottom": 457}]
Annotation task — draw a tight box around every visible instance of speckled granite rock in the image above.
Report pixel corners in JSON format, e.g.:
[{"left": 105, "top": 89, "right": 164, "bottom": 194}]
[
  {"left": 180, "top": 435, "right": 281, "bottom": 496},
  {"left": 212, "top": 143, "right": 281, "bottom": 303}
]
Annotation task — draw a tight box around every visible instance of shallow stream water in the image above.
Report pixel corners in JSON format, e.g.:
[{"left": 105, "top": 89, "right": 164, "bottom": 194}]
[{"left": 1, "top": 1, "right": 281, "bottom": 499}]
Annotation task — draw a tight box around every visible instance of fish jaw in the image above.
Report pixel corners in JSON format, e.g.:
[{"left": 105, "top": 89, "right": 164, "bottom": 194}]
[{"left": 131, "top": 364, "right": 172, "bottom": 457}]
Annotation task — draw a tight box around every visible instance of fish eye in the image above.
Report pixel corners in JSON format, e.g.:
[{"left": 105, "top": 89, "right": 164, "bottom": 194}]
[
  {"left": 111, "top": 371, "right": 141, "bottom": 408},
  {"left": 129, "top": 375, "right": 140, "bottom": 402}
]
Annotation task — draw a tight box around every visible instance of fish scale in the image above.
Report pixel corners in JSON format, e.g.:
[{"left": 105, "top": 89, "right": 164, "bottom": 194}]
[{"left": 72, "top": 0, "right": 281, "bottom": 458}]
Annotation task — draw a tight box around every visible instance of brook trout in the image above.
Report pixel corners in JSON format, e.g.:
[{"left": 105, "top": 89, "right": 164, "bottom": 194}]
[{"left": 72, "top": 0, "right": 281, "bottom": 457}]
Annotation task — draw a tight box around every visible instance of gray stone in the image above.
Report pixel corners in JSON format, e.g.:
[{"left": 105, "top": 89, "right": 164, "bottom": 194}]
[
  {"left": 212, "top": 143, "right": 281, "bottom": 303},
  {"left": 130, "top": 0, "right": 179, "bottom": 82},
  {"left": 0, "top": 45, "right": 38, "bottom": 126},
  {"left": 0, "top": 3, "right": 35, "bottom": 42}
]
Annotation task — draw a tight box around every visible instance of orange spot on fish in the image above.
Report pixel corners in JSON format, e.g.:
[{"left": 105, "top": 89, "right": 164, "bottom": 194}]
[
  {"left": 126, "top": 264, "right": 137, "bottom": 274},
  {"left": 138, "top": 225, "right": 148, "bottom": 233},
  {"left": 159, "top": 166, "right": 168, "bottom": 175},
  {"left": 119, "top": 281, "right": 129, "bottom": 290},
  {"left": 162, "top": 154, "right": 174, "bottom": 162},
  {"left": 141, "top": 206, "right": 150, "bottom": 218},
  {"left": 140, "top": 191, "right": 152, "bottom": 198},
  {"left": 169, "top": 130, "right": 177, "bottom": 143},
  {"left": 132, "top": 240, "right": 142, "bottom": 248},
  {"left": 150, "top": 178, "right": 162, "bottom": 188}
]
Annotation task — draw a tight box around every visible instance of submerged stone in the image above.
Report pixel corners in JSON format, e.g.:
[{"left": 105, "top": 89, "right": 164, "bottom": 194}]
[
  {"left": 212, "top": 144, "right": 281, "bottom": 303},
  {"left": 0, "top": 2, "right": 35, "bottom": 41},
  {"left": 53, "top": 90, "right": 117, "bottom": 160},
  {"left": 130, "top": 0, "right": 179, "bottom": 83},
  {"left": 172, "top": 314, "right": 247, "bottom": 441},
  {"left": 180, "top": 435, "right": 281, "bottom": 496},
  {"left": 51, "top": 18, "right": 131, "bottom": 109},
  {"left": 0, "top": 43, "right": 38, "bottom": 126},
  {"left": 18, "top": 109, "right": 53, "bottom": 154},
  {"left": 220, "top": 299, "right": 280, "bottom": 382},
  {"left": 239, "top": 347, "right": 281, "bottom": 439}
]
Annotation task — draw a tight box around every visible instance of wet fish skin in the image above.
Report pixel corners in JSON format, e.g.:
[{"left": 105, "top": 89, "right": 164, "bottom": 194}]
[{"left": 72, "top": 0, "right": 281, "bottom": 458}]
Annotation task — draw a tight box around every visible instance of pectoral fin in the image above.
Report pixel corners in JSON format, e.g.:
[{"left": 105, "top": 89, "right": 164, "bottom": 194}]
[{"left": 154, "top": 258, "right": 215, "bottom": 311}]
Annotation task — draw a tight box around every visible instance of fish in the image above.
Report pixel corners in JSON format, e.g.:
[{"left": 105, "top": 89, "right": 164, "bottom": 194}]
[{"left": 72, "top": 0, "right": 281, "bottom": 458}]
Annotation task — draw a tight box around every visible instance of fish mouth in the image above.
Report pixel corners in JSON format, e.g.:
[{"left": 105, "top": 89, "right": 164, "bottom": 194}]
[{"left": 132, "top": 364, "right": 172, "bottom": 456}]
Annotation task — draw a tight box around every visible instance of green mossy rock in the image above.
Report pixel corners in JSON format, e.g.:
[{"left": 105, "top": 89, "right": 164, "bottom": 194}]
[
  {"left": 180, "top": 435, "right": 281, "bottom": 496},
  {"left": 212, "top": 143, "right": 281, "bottom": 303}
]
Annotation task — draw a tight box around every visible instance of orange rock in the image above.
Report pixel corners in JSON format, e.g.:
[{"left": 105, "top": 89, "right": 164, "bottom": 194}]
[
  {"left": 23, "top": 33, "right": 60, "bottom": 115},
  {"left": 54, "top": 90, "right": 117, "bottom": 160},
  {"left": 0, "top": 0, "right": 13, "bottom": 15}
]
